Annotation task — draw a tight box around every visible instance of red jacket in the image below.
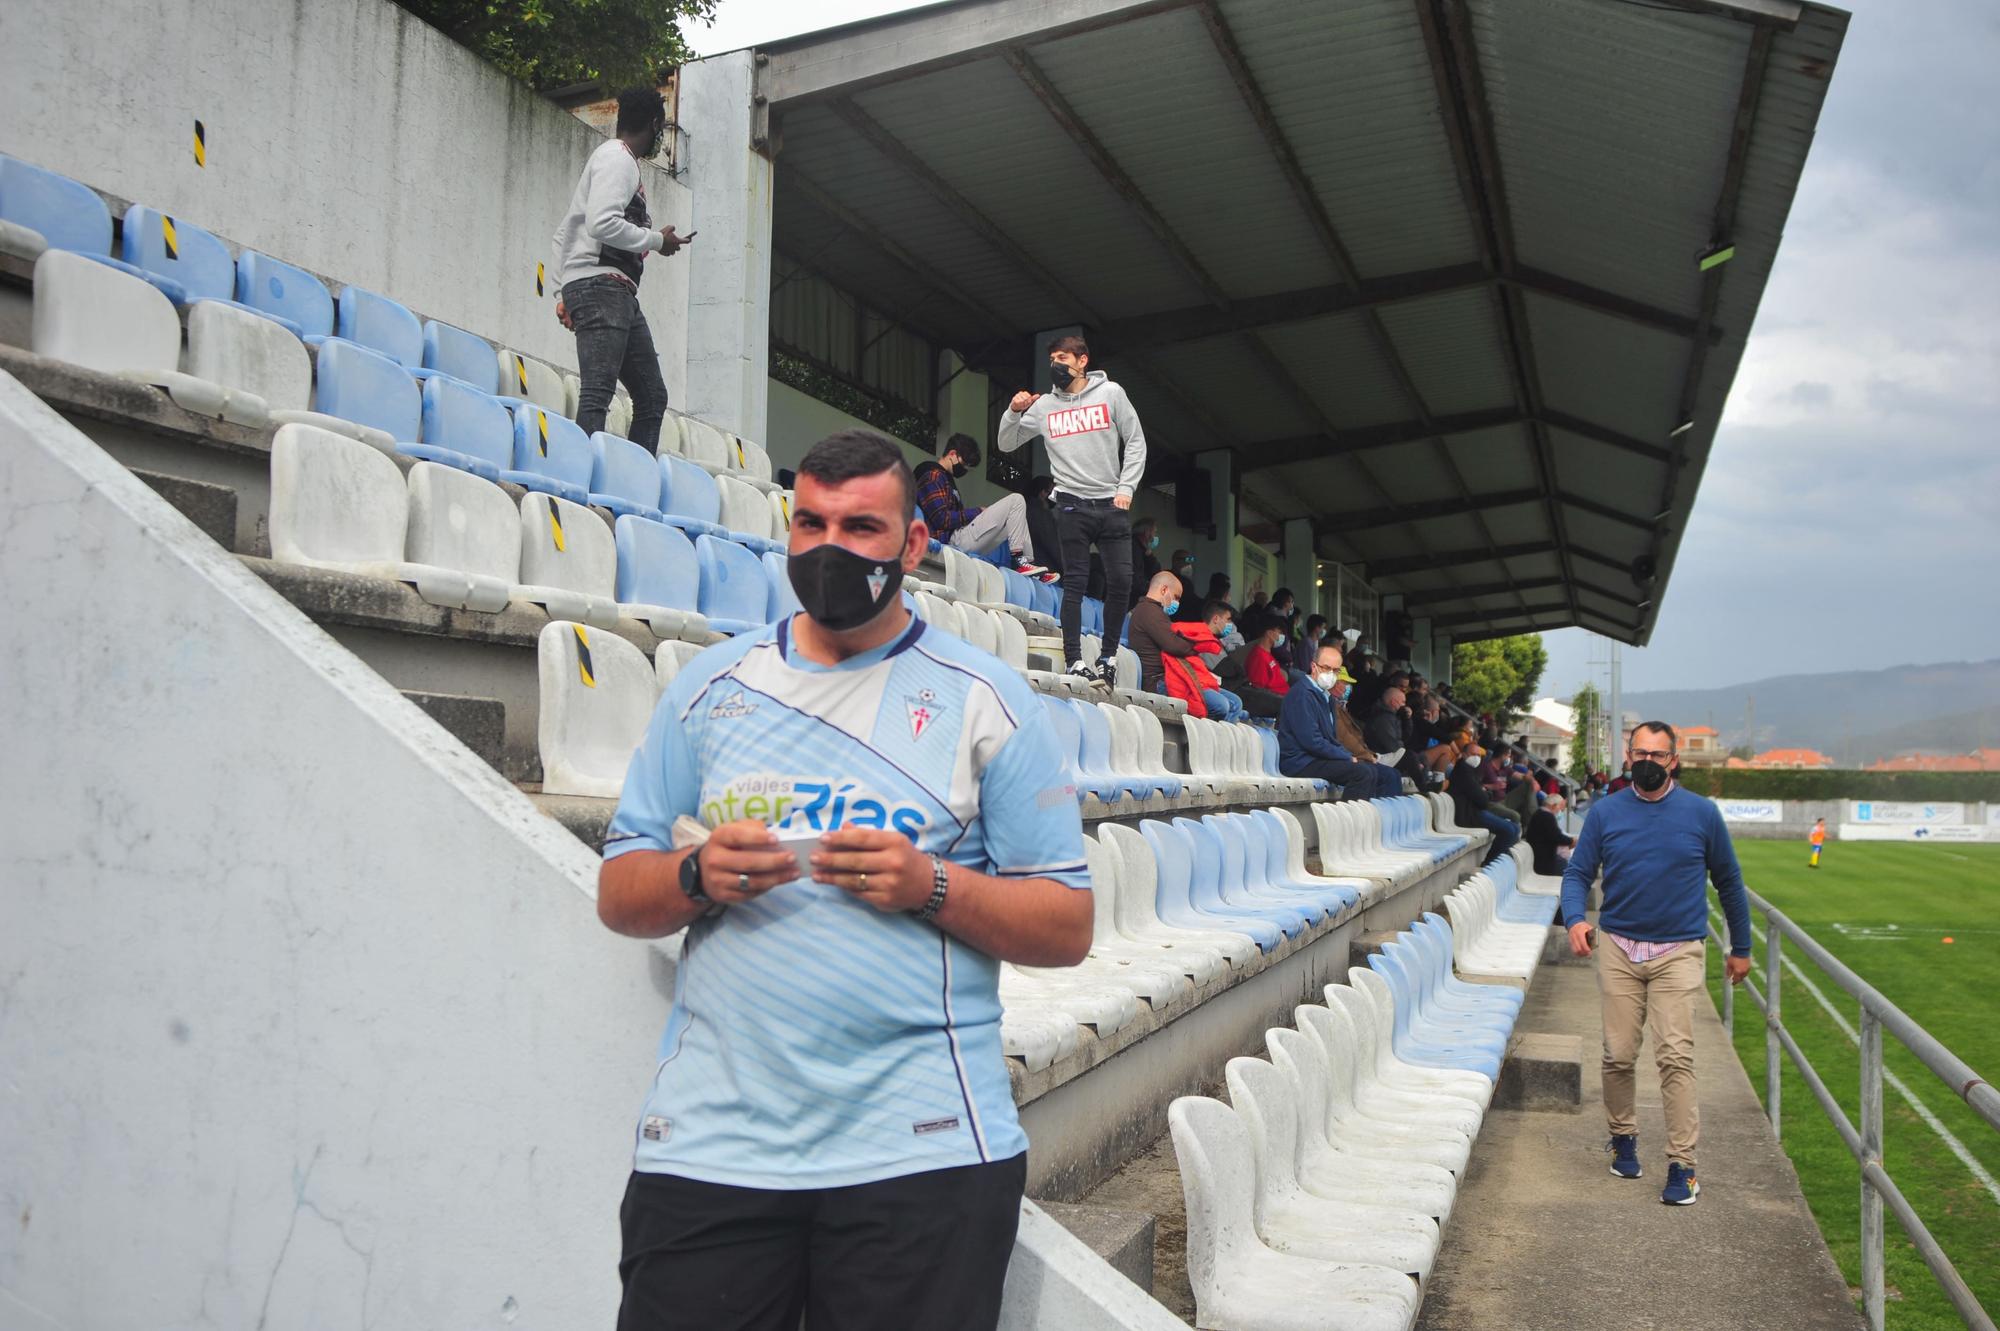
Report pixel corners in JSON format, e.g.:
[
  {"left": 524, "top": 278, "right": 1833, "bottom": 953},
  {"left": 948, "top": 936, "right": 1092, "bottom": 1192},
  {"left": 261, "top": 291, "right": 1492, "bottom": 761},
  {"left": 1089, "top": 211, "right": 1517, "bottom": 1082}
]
[
  {"left": 1246, "top": 646, "right": 1290, "bottom": 695},
  {"left": 1162, "top": 623, "right": 1224, "bottom": 717}
]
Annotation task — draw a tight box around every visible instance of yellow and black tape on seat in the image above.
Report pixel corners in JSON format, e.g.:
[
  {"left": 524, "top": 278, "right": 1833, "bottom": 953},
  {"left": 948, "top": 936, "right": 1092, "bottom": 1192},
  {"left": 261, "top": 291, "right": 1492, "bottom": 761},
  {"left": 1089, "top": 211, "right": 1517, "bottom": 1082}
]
[
  {"left": 547, "top": 500, "right": 566, "bottom": 552},
  {"left": 537, "top": 409, "right": 550, "bottom": 458},
  {"left": 161, "top": 214, "right": 179, "bottom": 261},
  {"left": 193, "top": 120, "right": 206, "bottom": 168},
  {"left": 514, "top": 354, "right": 530, "bottom": 396},
  {"left": 536, "top": 262, "right": 545, "bottom": 297},
  {"left": 573, "top": 624, "right": 595, "bottom": 688}
]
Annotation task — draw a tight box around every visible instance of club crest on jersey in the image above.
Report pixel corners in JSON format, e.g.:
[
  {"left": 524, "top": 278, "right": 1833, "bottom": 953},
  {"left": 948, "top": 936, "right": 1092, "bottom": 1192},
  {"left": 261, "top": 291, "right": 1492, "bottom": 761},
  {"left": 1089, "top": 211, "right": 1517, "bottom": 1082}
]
[
  {"left": 906, "top": 689, "right": 943, "bottom": 741},
  {"left": 867, "top": 565, "right": 889, "bottom": 600},
  {"left": 709, "top": 690, "right": 758, "bottom": 720}
]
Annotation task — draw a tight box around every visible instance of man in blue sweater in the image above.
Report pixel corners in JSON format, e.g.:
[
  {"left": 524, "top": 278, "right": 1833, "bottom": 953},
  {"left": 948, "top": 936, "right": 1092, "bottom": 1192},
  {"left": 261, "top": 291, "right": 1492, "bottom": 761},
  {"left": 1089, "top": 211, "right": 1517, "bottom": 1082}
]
[
  {"left": 1278, "top": 643, "right": 1400, "bottom": 800},
  {"left": 1562, "top": 721, "right": 1753, "bottom": 1206}
]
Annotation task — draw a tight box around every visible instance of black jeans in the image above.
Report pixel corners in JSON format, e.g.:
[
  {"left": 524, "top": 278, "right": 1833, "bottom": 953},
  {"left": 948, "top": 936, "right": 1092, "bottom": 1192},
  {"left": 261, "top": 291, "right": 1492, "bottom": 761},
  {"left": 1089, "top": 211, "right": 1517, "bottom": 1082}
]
[
  {"left": 563, "top": 275, "right": 669, "bottom": 454},
  {"left": 617, "top": 1154, "right": 1027, "bottom": 1331},
  {"left": 1055, "top": 496, "right": 1131, "bottom": 666}
]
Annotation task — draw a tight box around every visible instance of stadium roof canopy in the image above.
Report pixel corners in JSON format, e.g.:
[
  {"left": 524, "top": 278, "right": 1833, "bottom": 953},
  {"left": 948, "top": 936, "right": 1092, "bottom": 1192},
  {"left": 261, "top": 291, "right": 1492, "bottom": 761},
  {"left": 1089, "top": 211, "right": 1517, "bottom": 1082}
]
[{"left": 750, "top": 0, "right": 1848, "bottom": 643}]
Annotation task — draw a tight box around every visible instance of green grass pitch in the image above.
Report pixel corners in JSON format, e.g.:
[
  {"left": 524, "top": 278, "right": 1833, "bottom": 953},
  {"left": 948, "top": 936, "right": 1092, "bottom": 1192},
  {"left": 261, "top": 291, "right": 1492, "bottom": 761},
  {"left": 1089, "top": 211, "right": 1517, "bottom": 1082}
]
[{"left": 1701, "top": 839, "right": 2000, "bottom": 1329}]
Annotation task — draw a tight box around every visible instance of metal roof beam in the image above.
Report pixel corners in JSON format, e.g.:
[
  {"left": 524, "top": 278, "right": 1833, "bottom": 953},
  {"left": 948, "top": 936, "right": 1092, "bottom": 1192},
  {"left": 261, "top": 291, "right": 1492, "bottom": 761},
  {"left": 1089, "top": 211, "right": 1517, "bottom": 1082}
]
[
  {"left": 1557, "top": 490, "right": 1659, "bottom": 532},
  {"left": 1400, "top": 575, "right": 1567, "bottom": 606},
  {"left": 1508, "top": 268, "right": 1721, "bottom": 345},
  {"left": 1540, "top": 408, "right": 1676, "bottom": 464},
  {"left": 1095, "top": 265, "right": 1489, "bottom": 351},
  {"left": 1430, "top": 601, "right": 1570, "bottom": 630},
  {"left": 1365, "top": 540, "right": 1557, "bottom": 578},
  {"left": 1234, "top": 407, "right": 1523, "bottom": 473},
  {"left": 1316, "top": 488, "right": 1543, "bottom": 533}
]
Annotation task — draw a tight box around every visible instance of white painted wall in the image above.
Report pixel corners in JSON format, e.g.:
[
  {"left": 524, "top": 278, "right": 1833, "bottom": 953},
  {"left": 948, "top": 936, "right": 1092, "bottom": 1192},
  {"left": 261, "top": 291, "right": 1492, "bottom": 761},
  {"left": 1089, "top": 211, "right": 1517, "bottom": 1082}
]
[
  {"left": 0, "top": 0, "right": 690, "bottom": 396},
  {"left": 678, "top": 50, "right": 773, "bottom": 441}
]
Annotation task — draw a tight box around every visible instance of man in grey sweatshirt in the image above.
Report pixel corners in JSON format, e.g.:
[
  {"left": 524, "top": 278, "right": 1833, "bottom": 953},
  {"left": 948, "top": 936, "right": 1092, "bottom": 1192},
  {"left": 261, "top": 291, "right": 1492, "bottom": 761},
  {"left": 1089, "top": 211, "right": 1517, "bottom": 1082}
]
[{"left": 997, "top": 336, "right": 1148, "bottom": 682}]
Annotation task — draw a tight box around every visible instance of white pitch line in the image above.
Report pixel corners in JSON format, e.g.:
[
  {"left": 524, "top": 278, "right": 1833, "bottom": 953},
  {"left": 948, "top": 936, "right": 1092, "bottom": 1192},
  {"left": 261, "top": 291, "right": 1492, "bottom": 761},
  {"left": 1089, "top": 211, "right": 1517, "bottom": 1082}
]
[{"left": 1712, "top": 906, "right": 2000, "bottom": 1208}]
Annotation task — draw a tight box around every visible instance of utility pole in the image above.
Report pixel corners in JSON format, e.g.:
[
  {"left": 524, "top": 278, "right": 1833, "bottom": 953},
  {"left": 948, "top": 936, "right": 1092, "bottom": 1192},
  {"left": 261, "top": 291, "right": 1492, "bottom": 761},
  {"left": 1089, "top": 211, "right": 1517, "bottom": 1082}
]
[
  {"left": 1607, "top": 637, "right": 1622, "bottom": 769},
  {"left": 1746, "top": 692, "right": 1756, "bottom": 757}
]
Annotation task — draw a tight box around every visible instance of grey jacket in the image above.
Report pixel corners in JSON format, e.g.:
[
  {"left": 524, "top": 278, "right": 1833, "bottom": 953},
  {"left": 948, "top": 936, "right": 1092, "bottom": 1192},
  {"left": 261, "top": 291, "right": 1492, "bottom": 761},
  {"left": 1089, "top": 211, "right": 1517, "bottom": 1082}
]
[{"left": 997, "top": 370, "right": 1147, "bottom": 501}]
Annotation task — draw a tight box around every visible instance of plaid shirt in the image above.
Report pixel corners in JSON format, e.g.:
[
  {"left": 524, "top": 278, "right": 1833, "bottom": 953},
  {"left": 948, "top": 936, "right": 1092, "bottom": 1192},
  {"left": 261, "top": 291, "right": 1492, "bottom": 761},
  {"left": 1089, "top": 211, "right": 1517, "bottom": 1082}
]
[{"left": 914, "top": 462, "right": 979, "bottom": 536}]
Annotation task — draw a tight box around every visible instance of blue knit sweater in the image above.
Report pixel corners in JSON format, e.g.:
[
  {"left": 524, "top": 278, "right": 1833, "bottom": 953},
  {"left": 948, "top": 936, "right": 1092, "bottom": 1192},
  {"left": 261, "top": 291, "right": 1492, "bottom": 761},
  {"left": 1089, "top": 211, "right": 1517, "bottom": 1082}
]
[{"left": 1560, "top": 785, "right": 1753, "bottom": 955}]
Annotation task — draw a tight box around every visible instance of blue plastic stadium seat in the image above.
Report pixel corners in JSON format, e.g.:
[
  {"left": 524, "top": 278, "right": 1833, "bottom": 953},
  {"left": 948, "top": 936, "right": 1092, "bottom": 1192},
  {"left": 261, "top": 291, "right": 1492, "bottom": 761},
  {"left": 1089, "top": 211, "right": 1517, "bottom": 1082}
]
[
  {"left": 1140, "top": 819, "right": 1283, "bottom": 952},
  {"left": 615, "top": 516, "right": 703, "bottom": 616},
  {"left": 0, "top": 155, "right": 111, "bottom": 256},
  {"left": 695, "top": 534, "right": 771, "bottom": 635},
  {"left": 660, "top": 452, "right": 727, "bottom": 540},
  {"left": 404, "top": 374, "right": 509, "bottom": 482},
  {"left": 315, "top": 338, "right": 420, "bottom": 444},
  {"left": 333, "top": 284, "right": 423, "bottom": 369},
  {"left": 120, "top": 204, "right": 234, "bottom": 303},
  {"left": 236, "top": 250, "right": 335, "bottom": 339},
  {"left": 1083, "top": 597, "right": 1105, "bottom": 638},
  {"left": 762, "top": 550, "right": 803, "bottom": 623},
  {"left": 419, "top": 320, "right": 498, "bottom": 393},
  {"left": 1068, "top": 697, "right": 1144, "bottom": 803},
  {"left": 503, "top": 405, "right": 592, "bottom": 505},
  {"left": 1031, "top": 578, "right": 1060, "bottom": 620},
  {"left": 590, "top": 432, "right": 666, "bottom": 521},
  {"left": 1038, "top": 695, "right": 1087, "bottom": 797}
]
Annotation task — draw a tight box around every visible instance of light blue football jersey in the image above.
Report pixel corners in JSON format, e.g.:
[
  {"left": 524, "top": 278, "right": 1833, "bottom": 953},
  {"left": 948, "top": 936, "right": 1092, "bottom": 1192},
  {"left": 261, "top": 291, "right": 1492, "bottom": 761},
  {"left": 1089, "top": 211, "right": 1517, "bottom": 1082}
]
[{"left": 604, "top": 610, "right": 1090, "bottom": 1189}]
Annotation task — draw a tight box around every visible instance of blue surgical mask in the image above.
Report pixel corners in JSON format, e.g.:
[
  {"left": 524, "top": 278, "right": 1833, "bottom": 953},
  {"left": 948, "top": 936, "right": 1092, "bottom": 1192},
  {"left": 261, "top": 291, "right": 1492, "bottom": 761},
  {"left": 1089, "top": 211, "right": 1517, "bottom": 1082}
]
[
  {"left": 1148, "top": 535, "right": 1160, "bottom": 550},
  {"left": 1164, "top": 598, "right": 1179, "bottom": 615}
]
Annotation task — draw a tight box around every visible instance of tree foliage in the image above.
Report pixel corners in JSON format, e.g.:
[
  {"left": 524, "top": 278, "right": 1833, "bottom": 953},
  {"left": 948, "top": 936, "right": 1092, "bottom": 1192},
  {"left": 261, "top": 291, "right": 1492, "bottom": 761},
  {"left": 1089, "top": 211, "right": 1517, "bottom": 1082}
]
[
  {"left": 1568, "top": 682, "right": 1600, "bottom": 776},
  {"left": 1449, "top": 635, "right": 1549, "bottom": 730},
  {"left": 399, "top": 0, "right": 719, "bottom": 91}
]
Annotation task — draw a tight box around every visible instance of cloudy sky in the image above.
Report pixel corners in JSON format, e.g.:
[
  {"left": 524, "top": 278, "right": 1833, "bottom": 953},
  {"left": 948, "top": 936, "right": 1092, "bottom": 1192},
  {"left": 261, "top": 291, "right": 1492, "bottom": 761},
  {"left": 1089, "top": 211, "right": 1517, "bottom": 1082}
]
[{"left": 694, "top": 1, "right": 2000, "bottom": 697}]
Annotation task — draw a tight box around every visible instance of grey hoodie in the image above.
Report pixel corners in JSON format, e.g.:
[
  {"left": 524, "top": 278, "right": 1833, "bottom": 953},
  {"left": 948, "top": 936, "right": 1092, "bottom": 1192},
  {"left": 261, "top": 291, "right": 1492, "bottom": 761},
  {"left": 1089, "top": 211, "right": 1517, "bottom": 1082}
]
[{"left": 996, "top": 370, "right": 1147, "bottom": 501}]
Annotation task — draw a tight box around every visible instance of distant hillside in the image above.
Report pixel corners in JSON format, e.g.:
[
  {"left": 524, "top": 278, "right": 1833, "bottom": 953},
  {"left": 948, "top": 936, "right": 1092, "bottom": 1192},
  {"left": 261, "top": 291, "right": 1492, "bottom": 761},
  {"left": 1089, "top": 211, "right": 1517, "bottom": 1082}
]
[{"left": 1577, "top": 660, "right": 2000, "bottom": 766}]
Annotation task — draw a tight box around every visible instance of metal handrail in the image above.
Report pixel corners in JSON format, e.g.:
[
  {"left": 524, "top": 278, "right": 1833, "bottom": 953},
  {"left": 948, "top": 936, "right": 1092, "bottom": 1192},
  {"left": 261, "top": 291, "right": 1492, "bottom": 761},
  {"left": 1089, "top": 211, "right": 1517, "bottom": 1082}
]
[{"left": 1713, "top": 889, "right": 1999, "bottom": 1331}]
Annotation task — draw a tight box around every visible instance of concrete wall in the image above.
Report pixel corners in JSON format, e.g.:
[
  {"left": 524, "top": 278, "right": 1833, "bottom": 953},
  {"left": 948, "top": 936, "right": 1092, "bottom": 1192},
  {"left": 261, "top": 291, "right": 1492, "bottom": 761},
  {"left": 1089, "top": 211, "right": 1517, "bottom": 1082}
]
[
  {"left": 678, "top": 50, "right": 772, "bottom": 440},
  {"left": 0, "top": 0, "right": 690, "bottom": 394}
]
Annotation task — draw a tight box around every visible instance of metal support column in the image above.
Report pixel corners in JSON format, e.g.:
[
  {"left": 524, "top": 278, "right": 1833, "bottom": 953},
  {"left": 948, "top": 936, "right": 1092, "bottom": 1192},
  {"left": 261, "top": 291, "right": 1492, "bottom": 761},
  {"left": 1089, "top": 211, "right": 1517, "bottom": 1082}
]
[
  {"left": 1860, "top": 1009, "right": 1885, "bottom": 1331},
  {"left": 1766, "top": 922, "right": 1783, "bottom": 1135}
]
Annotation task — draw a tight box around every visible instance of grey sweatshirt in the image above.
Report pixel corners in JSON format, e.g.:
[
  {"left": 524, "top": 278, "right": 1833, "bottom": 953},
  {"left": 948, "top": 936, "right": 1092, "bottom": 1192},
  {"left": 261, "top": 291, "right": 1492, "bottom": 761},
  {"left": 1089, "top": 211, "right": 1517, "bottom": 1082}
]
[
  {"left": 997, "top": 370, "right": 1147, "bottom": 501},
  {"left": 550, "top": 138, "right": 664, "bottom": 289}
]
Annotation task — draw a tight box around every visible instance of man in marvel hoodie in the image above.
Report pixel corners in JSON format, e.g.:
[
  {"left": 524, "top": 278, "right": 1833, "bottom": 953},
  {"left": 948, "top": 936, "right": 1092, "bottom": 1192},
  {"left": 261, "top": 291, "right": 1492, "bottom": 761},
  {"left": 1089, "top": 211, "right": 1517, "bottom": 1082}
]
[{"left": 996, "top": 335, "right": 1148, "bottom": 685}]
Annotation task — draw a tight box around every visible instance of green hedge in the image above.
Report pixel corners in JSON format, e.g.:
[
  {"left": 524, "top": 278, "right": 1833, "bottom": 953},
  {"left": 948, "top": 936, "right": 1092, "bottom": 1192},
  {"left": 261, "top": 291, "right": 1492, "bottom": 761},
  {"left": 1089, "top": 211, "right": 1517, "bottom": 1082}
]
[{"left": 1683, "top": 768, "right": 2000, "bottom": 802}]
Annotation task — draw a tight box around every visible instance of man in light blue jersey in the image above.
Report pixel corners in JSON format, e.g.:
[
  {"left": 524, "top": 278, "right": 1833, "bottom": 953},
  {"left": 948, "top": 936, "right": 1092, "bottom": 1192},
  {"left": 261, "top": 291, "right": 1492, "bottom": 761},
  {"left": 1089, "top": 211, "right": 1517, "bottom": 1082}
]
[{"left": 598, "top": 429, "right": 1094, "bottom": 1330}]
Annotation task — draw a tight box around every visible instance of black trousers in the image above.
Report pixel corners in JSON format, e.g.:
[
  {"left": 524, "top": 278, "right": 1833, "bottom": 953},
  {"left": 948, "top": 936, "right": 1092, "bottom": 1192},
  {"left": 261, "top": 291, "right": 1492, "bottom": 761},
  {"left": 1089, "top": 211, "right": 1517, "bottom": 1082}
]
[
  {"left": 1055, "top": 496, "right": 1131, "bottom": 666},
  {"left": 564, "top": 275, "right": 670, "bottom": 454},
  {"left": 617, "top": 1154, "right": 1027, "bottom": 1331}
]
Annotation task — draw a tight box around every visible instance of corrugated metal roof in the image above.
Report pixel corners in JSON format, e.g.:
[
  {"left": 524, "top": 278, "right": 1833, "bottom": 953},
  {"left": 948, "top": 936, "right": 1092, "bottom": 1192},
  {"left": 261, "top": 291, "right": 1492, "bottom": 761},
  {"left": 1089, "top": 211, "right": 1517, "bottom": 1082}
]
[{"left": 756, "top": 0, "right": 1847, "bottom": 643}]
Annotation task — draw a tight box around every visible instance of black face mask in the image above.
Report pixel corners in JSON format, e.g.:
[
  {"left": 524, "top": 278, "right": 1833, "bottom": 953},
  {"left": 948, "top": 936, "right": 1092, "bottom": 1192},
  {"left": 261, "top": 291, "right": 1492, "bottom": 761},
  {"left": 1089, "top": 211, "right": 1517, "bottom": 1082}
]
[
  {"left": 1631, "top": 759, "right": 1671, "bottom": 793},
  {"left": 787, "top": 542, "right": 904, "bottom": 633},
  {"left": 1049, "top": 360, "right": 1077, "bottom": 390},
  {"left": 949, "top": 461, "right": 970, "bottom": 479}
]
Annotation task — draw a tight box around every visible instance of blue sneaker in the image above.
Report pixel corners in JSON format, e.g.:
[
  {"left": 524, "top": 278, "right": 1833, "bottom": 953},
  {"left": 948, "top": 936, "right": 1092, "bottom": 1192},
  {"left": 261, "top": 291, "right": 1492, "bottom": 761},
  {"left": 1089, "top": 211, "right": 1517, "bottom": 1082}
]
[
  {"left": 1607, "top": 1134, "right": 1642, "bottom": 1179},
  {"left": 1661, "top": 1161, "right": 1700, "bottom": 1205}
]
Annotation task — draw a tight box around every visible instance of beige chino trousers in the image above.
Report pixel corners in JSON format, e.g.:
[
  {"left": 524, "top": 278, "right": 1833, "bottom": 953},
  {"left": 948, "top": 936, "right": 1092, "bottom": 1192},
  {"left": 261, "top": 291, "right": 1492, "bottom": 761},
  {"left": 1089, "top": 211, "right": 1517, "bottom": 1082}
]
[{"left": 1597, "top": 938, "right": 1706, "bottom": 1166}]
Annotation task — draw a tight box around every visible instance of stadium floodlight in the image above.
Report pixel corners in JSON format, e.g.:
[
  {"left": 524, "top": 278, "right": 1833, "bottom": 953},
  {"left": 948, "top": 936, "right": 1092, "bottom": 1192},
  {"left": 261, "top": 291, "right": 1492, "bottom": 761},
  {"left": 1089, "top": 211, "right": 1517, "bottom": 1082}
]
[
  {"left": 1669, "top": 419, "right": 1695, "bottom": 438},
  {"left": 1698, "top": 243, "right": 1735, "bottom": 271}
]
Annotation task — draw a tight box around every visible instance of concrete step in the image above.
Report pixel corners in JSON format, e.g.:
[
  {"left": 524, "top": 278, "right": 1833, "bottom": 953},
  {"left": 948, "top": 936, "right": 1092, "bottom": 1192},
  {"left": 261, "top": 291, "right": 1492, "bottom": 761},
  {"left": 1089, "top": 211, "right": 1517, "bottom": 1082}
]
[{"left": 402, "top": 689, "right": 506, "bottom": 774}]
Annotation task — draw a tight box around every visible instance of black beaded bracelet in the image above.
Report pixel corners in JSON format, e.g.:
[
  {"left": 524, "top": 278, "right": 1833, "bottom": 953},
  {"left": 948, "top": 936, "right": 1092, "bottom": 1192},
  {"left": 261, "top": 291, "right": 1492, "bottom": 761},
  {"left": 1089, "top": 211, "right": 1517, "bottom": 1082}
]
[{"left": 913, "top": 854, "right": 949, "bottom": 923}]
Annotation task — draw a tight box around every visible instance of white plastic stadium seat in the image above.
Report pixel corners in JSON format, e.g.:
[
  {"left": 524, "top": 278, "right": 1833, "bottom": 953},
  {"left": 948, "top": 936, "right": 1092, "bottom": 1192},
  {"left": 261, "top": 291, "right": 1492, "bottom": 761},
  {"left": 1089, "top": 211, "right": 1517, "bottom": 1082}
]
[
  {"left": 184, "top": 299, "right": 310, "bottom": 415},
  {"left": 716, "top": 474, "right": 780, "bottom": 552},
  {"left": 676, "top": 415, "right": 734, "bottom": 473},
  {"left": 269, "top": 424, "right": 513, "bottom": 611},
  {"left": 30, "top": 249, "right": 260, "bottom": 424},
  {"left": 653, "top": 637, "right": 708, "bottom": 691},
  {"left": 1170, "top": 1096, "right": 1423, "bottom": 1331},
  {"left": 498, "top": 348, "right": 568, "bottom": 414},
  {"left": 402, "top": 460, "right": 520, "bottom": 611},
  {"left": 537, "top": 620, "right": 658, "bottom": 798},
  {"left": 515, "top": 493, "right": 621, "bottom": 630}
]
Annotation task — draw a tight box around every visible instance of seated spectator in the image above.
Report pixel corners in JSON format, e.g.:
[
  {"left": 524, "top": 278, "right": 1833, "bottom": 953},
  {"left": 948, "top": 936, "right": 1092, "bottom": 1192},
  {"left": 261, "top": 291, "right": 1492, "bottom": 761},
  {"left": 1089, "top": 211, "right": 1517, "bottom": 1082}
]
[
  {"left": 1414, "top": 695, "right": 1455, "bottom": 749},
  {"left": 1447, "top": 741, "right": 1521, "bottom": 865},
  {"left": 1127, "top": 571, "right": 1198, "bottom": 694},
  {"left": 1607, "top": 765, "right": 1633, "bottom": 794},
  {"left": 1277, "top": 643, "right": 1401, "bottom": 800},
  {"left": 1424, "top": 729, "right": 1473, "bottom": 779},
  {"left": 1195, "top": 600, "right": 1235, "bottom": 673},
  {"left": 913, "top": 435, "right": 1053, "bottom": 580},
  {"left": 1330, "top": 667, "right": 1379, "bottom": 766},
  {"left": 1243, "top": 614, "right": 1292, "bottom": 698},
  {"left": 1128, "top": 516, "right": 1164, "bottom": 608},
  {"left": 1524, "top": 796, "right": 1575, "bottom": 876},
  {"left": 1168, "top": 605, "right": 1247, "bottom": 722},
  {"left": 1180, "top": 571, "right": 1230, "bottom": 622},
  {"left": 1502, "top": 758, "right": 1538, "bottom": 825},
  {"left": 1216, "top": 612, "right": 1289, "bottom": 719},
  {"left": 1365, "top": 682, "right": 1432, "bottom": 790},
  {"left": 1298, "top": 614, "right": 1328, "bottom": 666}
]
